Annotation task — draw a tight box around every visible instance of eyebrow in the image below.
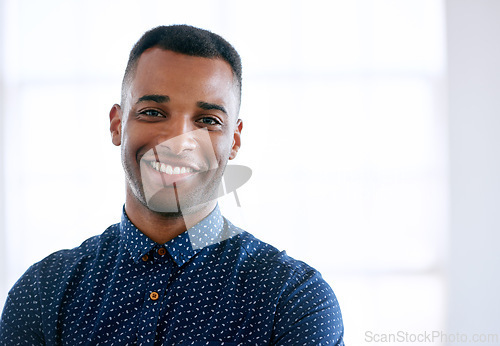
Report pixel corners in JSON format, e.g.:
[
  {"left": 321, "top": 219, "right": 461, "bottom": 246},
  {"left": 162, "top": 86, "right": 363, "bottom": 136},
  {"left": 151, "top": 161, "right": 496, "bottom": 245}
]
[
  {"left": 135, "top": 95, "right": 227, "bottom": 115},
  {"left": 197, "top": 101, "right": 228, "bottom": 115},
  {"left": 136, "top": 94, "right": 170, "bottom": 104}
]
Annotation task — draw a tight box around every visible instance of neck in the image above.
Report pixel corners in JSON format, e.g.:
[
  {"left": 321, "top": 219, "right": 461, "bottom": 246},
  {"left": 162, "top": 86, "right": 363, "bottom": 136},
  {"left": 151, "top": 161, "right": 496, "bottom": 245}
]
[{"left": 124, "top": 193, "right": 216, "bottom": 244}]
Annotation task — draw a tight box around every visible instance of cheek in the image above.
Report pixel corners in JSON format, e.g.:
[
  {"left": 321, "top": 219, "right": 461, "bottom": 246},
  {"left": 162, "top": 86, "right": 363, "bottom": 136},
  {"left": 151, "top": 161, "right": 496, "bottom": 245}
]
[
  {"left": 122, "top": 123, "right": 150, "bottom": 150},
  {"left": 120, "top": 126, "right": 145, "bottom": 165},
  {"left": 210, "top": 134, "right": 233, "bottom": 162}
]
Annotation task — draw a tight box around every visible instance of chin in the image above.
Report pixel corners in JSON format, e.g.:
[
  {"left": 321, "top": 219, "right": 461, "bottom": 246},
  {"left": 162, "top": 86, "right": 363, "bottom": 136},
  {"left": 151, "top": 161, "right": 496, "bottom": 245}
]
[{"left": 144, "top": 187, "right": 218, "bottom": 215}]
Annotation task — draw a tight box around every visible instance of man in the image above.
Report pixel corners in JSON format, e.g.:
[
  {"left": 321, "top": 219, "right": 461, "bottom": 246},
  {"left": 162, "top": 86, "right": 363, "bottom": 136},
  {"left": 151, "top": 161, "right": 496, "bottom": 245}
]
[{"left": 0, "top": 25, "right": 344, "bottom": 345}]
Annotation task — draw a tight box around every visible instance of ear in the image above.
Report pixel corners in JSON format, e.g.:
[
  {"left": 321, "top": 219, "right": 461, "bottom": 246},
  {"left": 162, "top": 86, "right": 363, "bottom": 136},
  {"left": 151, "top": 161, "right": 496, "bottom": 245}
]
[
  {"left": 229, "top": 119, "right": 243, "bottom": 160},
  {"left": 109, "top": 104, "right": 122, "bottom": 146}
]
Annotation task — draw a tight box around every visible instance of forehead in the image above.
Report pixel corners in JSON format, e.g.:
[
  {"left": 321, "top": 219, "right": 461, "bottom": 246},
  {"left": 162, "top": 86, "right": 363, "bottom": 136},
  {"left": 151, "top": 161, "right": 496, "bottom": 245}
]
[{"left": 126, "top": 48, "right": 239, "bottom": 114}]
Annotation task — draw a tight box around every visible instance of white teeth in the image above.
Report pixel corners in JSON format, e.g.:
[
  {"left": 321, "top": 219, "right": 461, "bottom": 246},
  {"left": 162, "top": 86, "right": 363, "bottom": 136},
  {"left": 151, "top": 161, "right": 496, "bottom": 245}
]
[{"left": 150, "top": 161, "right": 194, "bottom": 175}]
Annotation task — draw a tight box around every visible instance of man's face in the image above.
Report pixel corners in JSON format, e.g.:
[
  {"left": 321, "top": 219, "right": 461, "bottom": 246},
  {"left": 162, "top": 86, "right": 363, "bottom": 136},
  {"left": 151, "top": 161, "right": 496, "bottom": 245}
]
[{"left": 110, "top": 48, "right": 242, "bottom": 215}]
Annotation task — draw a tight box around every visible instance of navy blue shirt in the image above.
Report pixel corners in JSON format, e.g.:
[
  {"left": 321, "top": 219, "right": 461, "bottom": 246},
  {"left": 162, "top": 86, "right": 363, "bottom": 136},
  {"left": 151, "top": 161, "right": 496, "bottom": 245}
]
[{"left": 0, "top": 206, "right": 344, "bottom": 345}]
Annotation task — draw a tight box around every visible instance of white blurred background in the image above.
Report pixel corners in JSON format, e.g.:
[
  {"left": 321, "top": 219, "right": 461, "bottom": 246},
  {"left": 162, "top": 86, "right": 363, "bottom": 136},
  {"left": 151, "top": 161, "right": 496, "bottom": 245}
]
[{"left": 0, "top": 0, "right": 499, "bottom": 345}]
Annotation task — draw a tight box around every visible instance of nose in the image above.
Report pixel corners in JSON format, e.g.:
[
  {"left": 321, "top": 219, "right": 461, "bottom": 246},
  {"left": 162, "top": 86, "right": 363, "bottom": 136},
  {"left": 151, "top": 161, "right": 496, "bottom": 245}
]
[{"left": 157, "top": 117, "right": 197, "bottom": 155}]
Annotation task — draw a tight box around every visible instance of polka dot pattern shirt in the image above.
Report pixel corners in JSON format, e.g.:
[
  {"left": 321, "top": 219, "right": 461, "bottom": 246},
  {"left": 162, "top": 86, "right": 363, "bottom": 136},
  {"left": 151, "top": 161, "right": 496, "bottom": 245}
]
[{"left": 0, "top": 205, "right": 344, "bottom": 345}]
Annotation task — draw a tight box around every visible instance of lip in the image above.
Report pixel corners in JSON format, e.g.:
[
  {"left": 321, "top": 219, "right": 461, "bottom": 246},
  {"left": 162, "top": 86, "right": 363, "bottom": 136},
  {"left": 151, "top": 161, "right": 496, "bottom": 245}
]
[
  {"left": 144, "top": 159, "right": 200, "bottom": 174},
  {"left": 141, "top": 159, "right": 201, "bottom": 187},
  {"left": 140, "top": 155, "right": 203, "bottom": 172}
]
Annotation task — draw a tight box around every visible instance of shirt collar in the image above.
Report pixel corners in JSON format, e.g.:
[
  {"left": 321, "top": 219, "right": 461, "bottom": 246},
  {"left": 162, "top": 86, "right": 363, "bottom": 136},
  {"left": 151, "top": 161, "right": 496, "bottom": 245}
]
[
  {"left": 120, "top": 204, "right": 235, "bottom": 266},
  {"left": 120, "top": 209, "right": 157, "bottom": 263}
]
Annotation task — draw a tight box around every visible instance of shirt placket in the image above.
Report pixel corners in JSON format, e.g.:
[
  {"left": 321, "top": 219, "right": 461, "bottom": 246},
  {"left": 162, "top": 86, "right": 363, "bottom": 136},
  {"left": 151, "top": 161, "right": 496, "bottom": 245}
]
[{"left": 137, "top": 247, "right": 172, "bottom": 346}]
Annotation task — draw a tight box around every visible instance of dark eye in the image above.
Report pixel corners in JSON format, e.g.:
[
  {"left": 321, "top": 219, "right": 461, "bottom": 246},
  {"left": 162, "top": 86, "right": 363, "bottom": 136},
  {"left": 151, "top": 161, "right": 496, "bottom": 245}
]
[
  {"left": 197, "top": 117, "right": 221, "bottom": 126},
  {"left": 140, "top": 109, "right": 164, "bottom": 117}
]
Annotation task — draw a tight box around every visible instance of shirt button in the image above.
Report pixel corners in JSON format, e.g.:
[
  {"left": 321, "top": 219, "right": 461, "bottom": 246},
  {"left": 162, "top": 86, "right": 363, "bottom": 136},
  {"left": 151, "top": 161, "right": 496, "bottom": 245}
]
[
  {"left": 158, "top": 248, "right": 166, "bottom": 256},
  {"left": 150, "top": 291, "right": 159, "bottom": 300},
  {"left": 141, "top": 255, "right": 149, "bottom": 261}
]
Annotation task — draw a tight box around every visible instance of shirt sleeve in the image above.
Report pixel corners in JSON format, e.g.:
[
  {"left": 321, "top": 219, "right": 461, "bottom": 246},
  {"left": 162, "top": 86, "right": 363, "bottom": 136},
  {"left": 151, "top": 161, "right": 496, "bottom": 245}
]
[
  {"left": 271, "top": 269, "right": 345, "bottom": 345},
  {"left": 0, "top": 266, "right": 45, "bottom": 345}
]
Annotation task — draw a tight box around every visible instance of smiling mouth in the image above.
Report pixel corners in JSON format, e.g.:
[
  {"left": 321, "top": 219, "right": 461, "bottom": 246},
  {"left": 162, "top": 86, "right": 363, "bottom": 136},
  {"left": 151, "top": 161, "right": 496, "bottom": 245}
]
[{"left": 148, "top": 161, "right": 198, "bottom": 175}]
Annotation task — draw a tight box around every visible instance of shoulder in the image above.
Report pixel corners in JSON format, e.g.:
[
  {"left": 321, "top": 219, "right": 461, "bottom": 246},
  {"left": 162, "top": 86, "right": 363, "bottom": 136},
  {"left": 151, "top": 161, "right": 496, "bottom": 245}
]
[
  {"left": 11, "top": 223, "right": 120, "bottom": 294},
  {"left": 1, "top": 224, "right": 121, "bottom": 344},
  {"left": 45, "top": 223, "right": 118, "bottom": 262},
  {"left": 224, "top": 219, "right": 345, "bottom": 344},
  {"left": 223, "top": 219, "right": 334, "bottom": 299},
  {"left": 226, "top": 218, "right": 317, "bottom": 278}
]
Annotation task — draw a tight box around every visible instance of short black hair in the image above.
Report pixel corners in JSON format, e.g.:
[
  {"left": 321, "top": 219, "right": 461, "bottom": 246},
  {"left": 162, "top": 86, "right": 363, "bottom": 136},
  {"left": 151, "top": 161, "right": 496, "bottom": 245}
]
[{"left": 121, "top": 25, "right": 242, "bottom": 106}]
